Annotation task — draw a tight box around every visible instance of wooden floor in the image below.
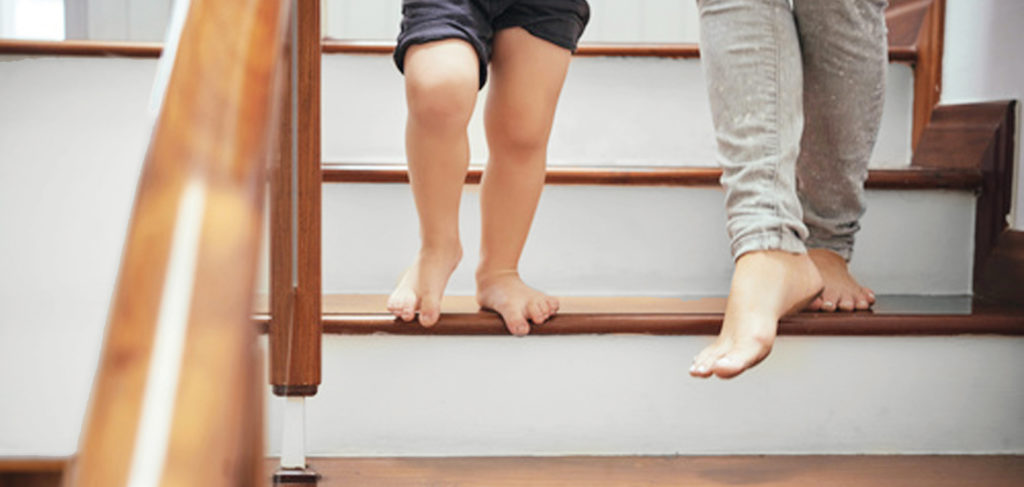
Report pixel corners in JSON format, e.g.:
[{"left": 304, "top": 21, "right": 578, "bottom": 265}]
[
  {"left": 272, "top": 456, "right": 1024, "bottom": 487},
  {"left": 6, "top": 456, "right": 1023, "bottom": 486}
]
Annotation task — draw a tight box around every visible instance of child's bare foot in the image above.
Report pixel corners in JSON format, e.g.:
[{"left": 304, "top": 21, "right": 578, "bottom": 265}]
[
  {"left": 806, "top": 248, "right": 875, "bottom": 312},
  {"left": 387, "top": 244, "right": 462, "bottom": 327},
  {"left": 690, "top": 250, "right": 823, "bottom": 379},
  {"left": 476, "top": 270, "right": 560, "bottom": 336}
]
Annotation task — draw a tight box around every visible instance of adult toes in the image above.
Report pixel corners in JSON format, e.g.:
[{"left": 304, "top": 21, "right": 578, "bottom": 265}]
[
  {"left": 863, "top": 287, "right": 877, "bottom": 304},
  {"left": 820, "top": 290, "right": 840, "bottom": 312},
  {"left": 712, "top": 341, "right": 771, "bottom": 380},
  {"left": 807, "top": 297, "right": 824, "bottom": 311},
  {"left": 690, "top": 342, "right": 728, "bottom": 378}
]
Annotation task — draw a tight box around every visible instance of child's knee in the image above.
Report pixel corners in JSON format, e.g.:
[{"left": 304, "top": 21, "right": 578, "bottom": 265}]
[
  {"left": 405, "top": 69, "right": 477, "bottom": 130},
  {"left": 490, "top": 116, "right": 550, "bottom": 155}
]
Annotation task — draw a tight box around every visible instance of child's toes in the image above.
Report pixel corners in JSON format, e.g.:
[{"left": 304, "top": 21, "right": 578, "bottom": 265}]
[
  {"left": 419, "top": 295, "right": 441, "bottom": 327},
  {"left": 546, "top": 296, "right": 560, "bottom": 314},
  {"left": 394, "top": 297, "right": 418, "bottom": 322},
  {"left": 528, "top": 302, "right": 547, "bottom": 325},
  {"left": 499, "top": 307, "right": 531, "bottom": 336},
  {"left": 538, "top": 301, "right": 553, "bottom": 320}
]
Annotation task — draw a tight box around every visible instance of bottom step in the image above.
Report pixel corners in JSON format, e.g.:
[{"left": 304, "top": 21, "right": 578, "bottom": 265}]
[
  {"left": 8, "top": 456, "right": 1023, "bottom": 486},
  {"left": 277, "top": 456, "right": 1024, "bottom": 486}
]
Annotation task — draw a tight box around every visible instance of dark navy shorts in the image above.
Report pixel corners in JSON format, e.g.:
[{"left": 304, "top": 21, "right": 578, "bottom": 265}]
[{"left": 395, "top": 0, "right": 590, "bottom": 88}]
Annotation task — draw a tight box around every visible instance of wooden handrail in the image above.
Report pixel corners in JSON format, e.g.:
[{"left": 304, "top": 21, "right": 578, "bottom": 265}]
[
  {"left": 269, "top": 0, "right": 322, "bottom": 399},
  {"left": 66, "top": 0, "right": 290, "bottom": 485}
]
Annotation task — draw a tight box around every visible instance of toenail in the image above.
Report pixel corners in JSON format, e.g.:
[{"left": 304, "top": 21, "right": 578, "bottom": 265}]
[
  {"left": 823, "top": 301, "right": 834, "bottom": 308},
  {"left": 714, "top": 357, "right": 739, "bottom": 368}
]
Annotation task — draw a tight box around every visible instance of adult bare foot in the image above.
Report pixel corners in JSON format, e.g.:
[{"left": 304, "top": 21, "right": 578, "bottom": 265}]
[
  {"left": 690, "top": 250, "right": 823, "bottom": 379},
  {"left": 386, "top": 244, "right": 462, "bottom": 327},
  {"left": 476, "top": 269, "right": 560, "bottom": 336},
  {"left": 806, "top": 248, "right": 875, "bottom": 312}
]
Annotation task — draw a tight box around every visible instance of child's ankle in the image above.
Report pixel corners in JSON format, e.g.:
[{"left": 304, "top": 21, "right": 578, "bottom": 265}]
[
  {"left": 418, "top": 240, "right": 462, "bottom": 263},
  {"left": 420, "top": 237, "right": 461, "bottom": 254},
  {"left": 475, "top": 266, "right": 519, "bottom": 285}
]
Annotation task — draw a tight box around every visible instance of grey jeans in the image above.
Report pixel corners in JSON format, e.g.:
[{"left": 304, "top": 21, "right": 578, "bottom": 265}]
[{"left": 698, "top": 0, "right": 888, "bottom": 261}]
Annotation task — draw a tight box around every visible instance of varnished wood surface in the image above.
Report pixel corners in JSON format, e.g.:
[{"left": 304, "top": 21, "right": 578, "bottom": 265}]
[
  {"left": 0, "top": 39, "right": 162, "bottom": 57},
  {"left": 321, "top": 163, "right": 982, "bottom": 189},
  {"left": 977, "top": 230, "right": 1024, "bottom": 306},
  {"left": 268, "top": 0, "right": 322, "bottom": 398},
  {"left": 267, "top": 456, "right": 1024, "bottom": 487},
  {"left": 293, "top": 0, "right": 323, "bottom": 395},
  {"left": 0, "top": 39, "right": 916, "bottom": 62},
  {"left": 8, "top": 456, "right": 1023, "bottom": 487},
  {"left": 321, "top": 39, "right": 916, "bottom": 62},
  {"left": 67, "top": 0, "right": 289, "bottom": 485},
  {"left": 252, "top": 294, "right": 1024, "bottom": 336},
  {"left": 911, "top": 101, "right": 1018, "bottom": 294}
]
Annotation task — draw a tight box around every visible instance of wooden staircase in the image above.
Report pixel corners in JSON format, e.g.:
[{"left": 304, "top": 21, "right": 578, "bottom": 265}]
[{"left": 2, "top": 0, "right": 1023, "bottom": 485}]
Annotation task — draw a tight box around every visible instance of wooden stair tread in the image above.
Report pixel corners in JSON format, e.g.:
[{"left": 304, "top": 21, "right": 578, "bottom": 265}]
[
  {"left": 252, "top": 294, "right": 1024, "bottom": 336},
  {"left": 0, "top": 39, "right": 917, "bottom": 62},
  {"left": 272, "top": 455, "right": 1024, "bottom": 487},
  {"left": 320, "top": 163, "right": 982, "bottom": 189}
]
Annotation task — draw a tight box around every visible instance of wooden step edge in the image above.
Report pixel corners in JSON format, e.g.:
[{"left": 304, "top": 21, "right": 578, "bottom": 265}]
[
  {"left": 0, "top": 39, "right": 917, "bottom": 63},
  {"left": 274, "top": 455, "right": 1024, "bottom": 487},
  {"left": 320, "top": 163, "right": 983, "bottom": 190},
  {"left": 0, "top": 457, "right": 66, "bottom": 487},
  {"left": 252, "top": 310, "right": 1024, "bottom": 336},
  {"left": 0, "top": 39, "right": 162, "bottom": 57},
  {"left": 0, "top": 457, "right": 67, "bottom": 473},
  {"left": 321, "top": 39, "right": 918, "bottom": 63}
]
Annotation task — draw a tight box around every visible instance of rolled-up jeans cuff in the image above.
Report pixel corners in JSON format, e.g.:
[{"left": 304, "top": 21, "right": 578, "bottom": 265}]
[{"left": 732, "top": 230, "right": 807, "bottom": 261}]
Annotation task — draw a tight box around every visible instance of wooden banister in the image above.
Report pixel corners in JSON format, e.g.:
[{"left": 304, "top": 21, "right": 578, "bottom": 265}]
[
  {"left": 65, "top": 0, "right": 290, "bottom": 485},
  {"left": 269, "top": 0, "right": 322, "bottom": 399}
]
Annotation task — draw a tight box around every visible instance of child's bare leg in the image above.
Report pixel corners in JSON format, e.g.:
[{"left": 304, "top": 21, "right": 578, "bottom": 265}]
[
  {"left": 387, "top": 40, "right": 478, "bottom": 326},
  {"left": 690, "top": 250, "right": 822, "bottom": 379},
  {"left": 475, "top": 28, "right": 569, "bottom": 336},
  {"left": 806, "top": 249, "right": 875, "bottom": 312}
]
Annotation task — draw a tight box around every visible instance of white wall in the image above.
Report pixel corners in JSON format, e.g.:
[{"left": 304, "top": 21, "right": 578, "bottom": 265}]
[
  {"left": 941, "top": 0, "right": 1024, "bottom": 229},
  {"left": 0, "top": 55, "right": 155, "bottom": 455},
  {"left": 0, "top": 0, "right": 64, "bottom": 40}
]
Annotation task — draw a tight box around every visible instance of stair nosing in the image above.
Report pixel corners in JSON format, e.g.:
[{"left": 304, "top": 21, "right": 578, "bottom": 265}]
[
  {"left": 320, "top": 163, "right": 983, "bottom": 190},
  {"left": 0, "top": 39, "right": 917, "bottom": 63}
]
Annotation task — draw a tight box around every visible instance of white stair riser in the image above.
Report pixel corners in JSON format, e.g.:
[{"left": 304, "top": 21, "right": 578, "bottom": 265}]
[
  {"left": 296, "top": 184, "right": 975, "bottom": 296},
  {"left": 265, "top": 335, "right": 1024, "bottom": 456},
  {"left": 323, "top": 55, "right": 913, "bottom": 168}
]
